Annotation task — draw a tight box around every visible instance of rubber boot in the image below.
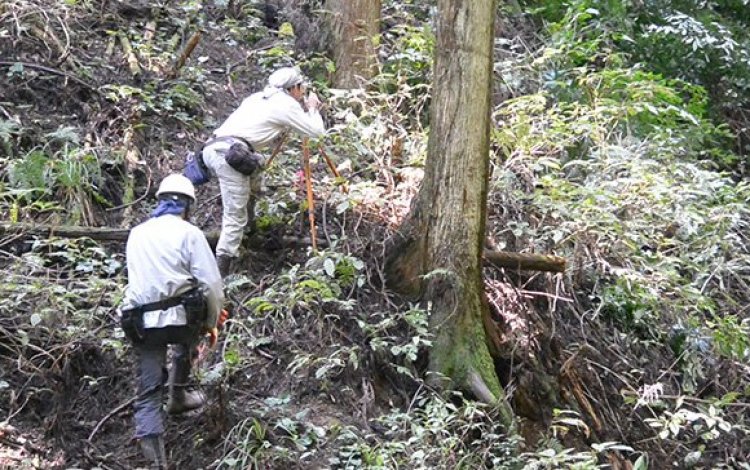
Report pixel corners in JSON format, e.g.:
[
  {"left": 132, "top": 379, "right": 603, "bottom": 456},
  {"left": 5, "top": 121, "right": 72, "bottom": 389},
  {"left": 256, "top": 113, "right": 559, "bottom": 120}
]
[
  {"left": 165, "top": 354, "right": 205, "bottom": 414},
  {"left": 139, "top": 434, "right": 167, "bottom": 469},
  {"left": 216, "top": 255, "right": 234, "bottom": 278}
]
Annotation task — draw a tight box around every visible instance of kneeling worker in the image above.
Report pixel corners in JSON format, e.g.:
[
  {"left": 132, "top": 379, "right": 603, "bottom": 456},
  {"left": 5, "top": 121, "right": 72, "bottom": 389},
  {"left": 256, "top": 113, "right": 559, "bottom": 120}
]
[{"left": 119, "top": 174, "right": 224, "bottom": 468}]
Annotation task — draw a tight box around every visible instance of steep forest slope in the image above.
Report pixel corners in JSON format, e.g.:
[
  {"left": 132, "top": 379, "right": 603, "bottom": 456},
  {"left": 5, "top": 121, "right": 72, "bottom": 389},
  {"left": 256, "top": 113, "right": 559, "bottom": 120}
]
[{"left": 1, "top": 1, "right": 749, "bottom": 469}]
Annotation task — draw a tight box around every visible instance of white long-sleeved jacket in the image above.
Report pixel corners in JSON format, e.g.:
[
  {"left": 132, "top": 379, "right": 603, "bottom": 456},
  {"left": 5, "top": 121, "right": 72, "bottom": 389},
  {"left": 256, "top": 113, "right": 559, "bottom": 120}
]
[
  {"left": 122, "top": 214, "right": 224, "bottom": 329},
  {"left": 212, "top": 89, "right": 325, "bottom": 148}
]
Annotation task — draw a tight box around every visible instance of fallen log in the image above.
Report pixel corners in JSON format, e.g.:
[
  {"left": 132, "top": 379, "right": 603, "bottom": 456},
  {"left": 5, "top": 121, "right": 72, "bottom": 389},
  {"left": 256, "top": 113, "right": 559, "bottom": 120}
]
[
  {"left": 483, "top": 250, "right": 566, "bottom": 273},
  {"left": 0, "top": 223, "right": 318, "bottom": 251},
  {"left": 1, "top": 223, "right": 131, "bottom": 242},
  {"left": 0, "top": 223, "right": 565, "bottom": 271}
]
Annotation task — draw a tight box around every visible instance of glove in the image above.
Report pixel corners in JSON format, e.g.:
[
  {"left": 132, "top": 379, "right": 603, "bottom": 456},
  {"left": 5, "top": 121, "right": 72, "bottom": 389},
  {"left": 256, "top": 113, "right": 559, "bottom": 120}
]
[
  {"left": 305, "top": 92, "right": 321, "bottom": 111},
  {"left": 218, "top": 309, "right": 230, "bottom": 328},
  {"left": 207, "top": 327, "right": 218, "bottom": 348}
]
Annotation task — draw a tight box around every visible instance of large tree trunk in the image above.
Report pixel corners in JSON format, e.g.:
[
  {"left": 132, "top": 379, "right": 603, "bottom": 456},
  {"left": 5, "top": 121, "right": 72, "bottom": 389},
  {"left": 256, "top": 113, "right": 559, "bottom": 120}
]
[
  {"left": 385, "top": 0, "right": 511, "bottom": 425},
  {"left": 326, "top": 0, "right": 381, "bottom": 88}
]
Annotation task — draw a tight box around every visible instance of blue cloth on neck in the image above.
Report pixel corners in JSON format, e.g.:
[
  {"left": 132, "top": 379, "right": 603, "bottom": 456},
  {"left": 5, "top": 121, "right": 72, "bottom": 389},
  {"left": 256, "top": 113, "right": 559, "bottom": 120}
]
[{"left": 151, "top": 199, "right": 187, "bottom": 218}]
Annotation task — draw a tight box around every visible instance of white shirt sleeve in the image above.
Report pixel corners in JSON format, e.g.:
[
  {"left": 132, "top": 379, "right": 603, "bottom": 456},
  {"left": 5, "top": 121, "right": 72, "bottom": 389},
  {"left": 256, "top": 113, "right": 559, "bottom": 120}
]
[
  {"left": 213, "top": 92, "right": 326, "bottom": 149},
  {"left": 185, "top": 226, "right": 224, "bottom": 329},
  {"left": 275, "top": 98, "right": 326, "bottom": 139}
]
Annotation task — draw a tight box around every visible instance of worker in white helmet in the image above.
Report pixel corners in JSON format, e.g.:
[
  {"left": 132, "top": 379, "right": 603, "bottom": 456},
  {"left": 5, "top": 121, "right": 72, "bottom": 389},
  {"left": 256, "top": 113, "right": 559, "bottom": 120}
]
[
  {"left": 200, "top": 66, "right": 326, "bottom": 276},
  {"left": 119, "top": 174, "right": 224, "bottom": 469}
]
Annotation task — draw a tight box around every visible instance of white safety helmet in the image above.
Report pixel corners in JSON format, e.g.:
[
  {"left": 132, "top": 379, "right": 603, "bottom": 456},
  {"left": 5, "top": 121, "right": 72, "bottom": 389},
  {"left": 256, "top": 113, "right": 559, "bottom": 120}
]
[
  {"left": 156, "top": 174, "right": 196, "bottom": 203},
  {"left": 268, "top": 66, "right": 305, "bottom": 90}
]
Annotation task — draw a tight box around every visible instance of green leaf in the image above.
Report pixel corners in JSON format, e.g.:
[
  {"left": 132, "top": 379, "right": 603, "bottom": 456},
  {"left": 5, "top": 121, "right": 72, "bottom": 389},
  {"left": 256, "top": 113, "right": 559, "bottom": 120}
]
[
  {"left": 7, "top": 62, "right": 24, "bottom": 76},
  {"left": 324, "top": 258, "right": 336, "bottom": 277},
  {"left": 279, "top": 22, "right": 295, "bottom": 38},
  {"left": 633, "top": 454, "right": 648, "bottom": 470},
  {"left": 335, "top": 200, "right": 350, "bottom": 214}
]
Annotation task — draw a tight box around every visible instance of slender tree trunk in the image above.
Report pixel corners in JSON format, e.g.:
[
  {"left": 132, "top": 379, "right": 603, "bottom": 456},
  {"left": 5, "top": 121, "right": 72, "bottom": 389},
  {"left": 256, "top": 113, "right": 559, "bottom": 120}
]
[
  {"left": 326, "top": 0, "right": 381, "bottom": 88},
  {"left": 385, "top": 0, "right": 512, "bottom": 425}
]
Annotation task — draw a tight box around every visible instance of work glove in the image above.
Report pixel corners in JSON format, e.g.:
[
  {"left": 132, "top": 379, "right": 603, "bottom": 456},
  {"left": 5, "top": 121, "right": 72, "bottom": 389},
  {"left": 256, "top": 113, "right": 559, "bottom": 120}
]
[
  {"left": 207, "top": 327, "right": 218, "bottom": 348},
  {"left": 305, "top": 92, "right": 322, "bottom": 111},
  {"left": 218, "top": 309, "right": 230, "bottom": 328},
  {"left": 204, "top": 309, "right": 229, "bottom": 349}
]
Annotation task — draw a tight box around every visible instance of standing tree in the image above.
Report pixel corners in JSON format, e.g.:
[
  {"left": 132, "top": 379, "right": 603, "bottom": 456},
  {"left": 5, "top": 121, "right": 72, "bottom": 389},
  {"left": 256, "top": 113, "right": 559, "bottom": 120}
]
[
  {"left": 385, "top": 0, "right": 512, "bottom": 425},
  {"left": 326, "top": 0, "right": 381, "bottom": 88}
]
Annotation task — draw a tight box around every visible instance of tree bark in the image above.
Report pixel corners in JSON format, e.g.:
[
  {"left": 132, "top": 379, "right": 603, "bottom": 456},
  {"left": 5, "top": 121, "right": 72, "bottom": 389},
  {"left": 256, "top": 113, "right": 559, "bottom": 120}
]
[
  {"left": 385, "top": 0, "right": 512, "bottom": 425},
  {"left": 326, "top": 0, "right": 381, "bottom": 88}
]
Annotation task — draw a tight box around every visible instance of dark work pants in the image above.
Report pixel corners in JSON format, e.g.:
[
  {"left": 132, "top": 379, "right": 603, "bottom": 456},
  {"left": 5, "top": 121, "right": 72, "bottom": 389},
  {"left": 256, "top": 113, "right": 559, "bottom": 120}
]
[{"left": 133, "top": 325, "right": 199, "bottom": 438}]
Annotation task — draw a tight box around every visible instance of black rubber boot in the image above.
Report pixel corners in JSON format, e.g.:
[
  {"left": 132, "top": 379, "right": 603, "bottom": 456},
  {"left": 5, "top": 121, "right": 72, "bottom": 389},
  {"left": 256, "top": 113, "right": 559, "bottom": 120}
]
[
  {"left": 216, "top": 255, "right": 234, "bottom": 278},
  {"left": 165, "top": 355, "right": 204, "bottom": 415},
  {"left": 139, "top": 434, "right": 167, "bottom": 469}
]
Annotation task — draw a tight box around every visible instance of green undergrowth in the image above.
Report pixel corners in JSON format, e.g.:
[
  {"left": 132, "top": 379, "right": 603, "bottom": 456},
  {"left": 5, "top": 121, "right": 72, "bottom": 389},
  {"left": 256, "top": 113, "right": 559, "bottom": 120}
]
[
  {"left": 212, "top": 242, "right": 646, "bottom": 468},
  {"left": 3, "top": 0, "right": 750, "bottom": 468},
  {"left": 491, "top": 0, "right": 750, "bottom": 465}
]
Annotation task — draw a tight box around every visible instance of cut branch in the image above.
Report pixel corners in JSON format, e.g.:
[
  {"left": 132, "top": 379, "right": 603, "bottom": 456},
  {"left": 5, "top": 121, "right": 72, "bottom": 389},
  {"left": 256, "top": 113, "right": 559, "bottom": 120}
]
[
  {"left": 118, "top": 32, "right": 141, "bottom": 77},
  {"left": 170, "top": 30, "right": 202, "bottom": 78}
]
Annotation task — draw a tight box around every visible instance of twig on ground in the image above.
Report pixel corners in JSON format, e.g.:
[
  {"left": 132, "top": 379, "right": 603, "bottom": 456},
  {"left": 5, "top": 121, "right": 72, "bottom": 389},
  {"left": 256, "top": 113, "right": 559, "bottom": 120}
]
[{"left": 87, "top": 397, "right": 136, "bottom": 443}]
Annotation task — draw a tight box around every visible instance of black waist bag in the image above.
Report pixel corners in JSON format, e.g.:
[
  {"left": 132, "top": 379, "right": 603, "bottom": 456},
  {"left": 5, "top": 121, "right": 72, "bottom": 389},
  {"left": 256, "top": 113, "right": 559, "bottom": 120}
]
[
  {"left": 224, "top": 138, "right": 264, "bottom": 176},
  {"left": 181, "top": 287, "right": 208, "bottom": 327},
  {"left": 120, "top": 288, "right": 207, "bottom": 344},
  {"left": 120, "top": 308, "right": 148, "bottom": 343}
]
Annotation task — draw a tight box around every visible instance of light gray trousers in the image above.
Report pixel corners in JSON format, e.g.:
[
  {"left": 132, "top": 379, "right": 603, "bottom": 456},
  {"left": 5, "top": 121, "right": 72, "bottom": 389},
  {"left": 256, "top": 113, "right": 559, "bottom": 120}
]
[
  {"left": 202, "top": 140, "right": 264, "bottom": 258},
  {"left": 133, "top": 326, "right": 197, "bottom": 438}
]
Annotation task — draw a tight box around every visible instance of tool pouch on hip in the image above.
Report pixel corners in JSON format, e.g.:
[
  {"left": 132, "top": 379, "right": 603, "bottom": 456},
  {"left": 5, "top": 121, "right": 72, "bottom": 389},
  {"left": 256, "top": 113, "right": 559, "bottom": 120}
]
[
  {"left": 120, "top": 308, "right": 145, "bottom": 344},
  {"left": 184, "top": 144, "right": 211, "bottom": 186},
  {"left": 225, "top": 141, "right": 263, "bottom": 176},
  {"left": 181, "top": 287, "right": 208, "bottom": 328}
]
